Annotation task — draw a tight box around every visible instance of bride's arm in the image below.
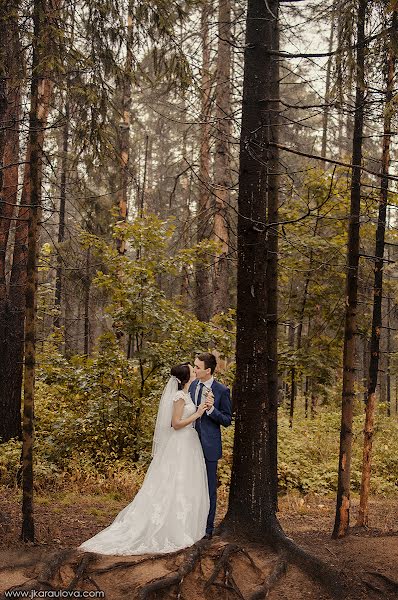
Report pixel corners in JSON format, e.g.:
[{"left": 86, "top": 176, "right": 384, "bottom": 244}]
[{"left": 172, "top": 398, "right": 206, "bottom": 430}]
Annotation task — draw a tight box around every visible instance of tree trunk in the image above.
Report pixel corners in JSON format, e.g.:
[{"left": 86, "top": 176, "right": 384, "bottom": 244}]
[
  {"left": 288, "top": 322, "right": 295, "bottom": 428},
  {"left": 224, "top": 0, "right": 280, "bottom": 535},
  {"left": 386, "top": 289, "right": 391, "bottom": 417},
  {"left": 195, "top": 3, "right": 213, "bottom": 322},
  {"left": 53, "top": 97, "right": 69, "bottom": 329},
  {"left": 213, "top": 0, "right": 231, "bottom": 315},
  {"left": 84, "top": 247, "right": 90, "bottom": 356},
  {"left": 386, "top": 243, "right": 391, "bottom": 417},
  {"left": 395, "top": 373, "right": 398, "bottom": 415},
  {"left": 136, "top": 134, "right": 148, "bottom": 263},
  {"left": 22, "top": 0, "right": 48, "bottom": 542},
  {"left": 311, "top": 388, "right": 317, "bottom": 418},
  {"left": 356, "top": 16, "right": 396, "bottom": 528},
  {"left": 332, "top": 0, "right": 366, "bottom": 539},
  {"left": 4, "top": 77, "right": 53, "bottom": 448},
  {"left": 266, "top": 17, "right": 280, "bottom": 508},
  {"left": 304, "top": 376, "right": 310, "bottom": 418},
  {"left": 296, "top": 209, "right": 320, "bottom": 422},
  {"left": 0, "top": 5, "right": 22, "bottom": 442},
  {"left": 116, "top": 5, "right": 133, "bottom": 255},
  {"left": 320, "top": 8, "right": 335, "bottom": 165}
]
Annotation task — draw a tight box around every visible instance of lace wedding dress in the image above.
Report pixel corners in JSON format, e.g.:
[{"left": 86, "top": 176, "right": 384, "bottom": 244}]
[{"left": 78, "top": 390, "right": 209, "bottom": 555}]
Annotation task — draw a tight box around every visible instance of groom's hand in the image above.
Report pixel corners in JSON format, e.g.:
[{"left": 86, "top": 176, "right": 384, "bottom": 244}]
[{"left": 205, "top": 391, "right": 214, "bottom": 410}]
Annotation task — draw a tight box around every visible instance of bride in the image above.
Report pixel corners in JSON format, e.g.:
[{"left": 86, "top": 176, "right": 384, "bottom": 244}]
[{"left": 78, "top": 363, "right": 210, "bottom": 555}]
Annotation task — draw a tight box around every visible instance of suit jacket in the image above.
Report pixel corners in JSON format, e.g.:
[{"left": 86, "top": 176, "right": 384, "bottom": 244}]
[{"left": 189, "top": 379, "right": 232, "bottom": 461}]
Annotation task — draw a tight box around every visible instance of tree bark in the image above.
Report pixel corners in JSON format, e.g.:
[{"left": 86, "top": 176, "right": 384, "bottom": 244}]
[
  {"left": 3, "top": 77, "right": 53, "bottom": 448},
  {"left": 195, "top": 2, "right": 213, "bottom": 322},
  {"left": 386, "top": 273, "right": 391, "bottom": 417},
  {"left": 0, "top": 5, "right": 22, "bottom": 442},
  {"left": 83, "top": 247, "right": 90, "bottom": 356},
  {"left": 224, "top": 0, "right": 280, "bottom": 534},
  {"left": 213, "top": 0, "right": 231, "bottom": 315},
  {"left": 288, "top": 322, "right": 295, "bottom": 428},
  {"left": 22, "top": 0, "right": 47, "bottom": 542},
  {"left": 265, "top": 17, "right": 280, "bottom": 508},
  {"left": 116, "top": 3, "right": 133, "bottom": 255},
  {"left": 320, "top": 9, "right": 335, "bottom": 166},
  {"left": 356, "top": 15, "right": 396, "bottom": 528},
  {"left": 332, "top": 0, "right": 366, "bottom": 539},
  {"left": 53, "top": 97, "right": 69, "bottom": 329},
  {"left": 304, "top": 376, "right": 309, "bottom": 418}
]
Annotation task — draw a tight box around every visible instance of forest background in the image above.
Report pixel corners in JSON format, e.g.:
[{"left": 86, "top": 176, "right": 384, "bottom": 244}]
[{"left": 1, "top": 0, "right": 398, "bottom": 565}]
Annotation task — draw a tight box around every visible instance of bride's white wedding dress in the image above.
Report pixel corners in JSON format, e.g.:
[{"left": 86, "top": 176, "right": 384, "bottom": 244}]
[{"left": 78, "top": 390, "right": 209, "bottom": 555}]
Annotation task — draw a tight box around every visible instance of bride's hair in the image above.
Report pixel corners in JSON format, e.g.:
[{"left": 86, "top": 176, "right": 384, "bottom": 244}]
[{"left": 170, "top": 363, "right": 191, "bottom": 390}]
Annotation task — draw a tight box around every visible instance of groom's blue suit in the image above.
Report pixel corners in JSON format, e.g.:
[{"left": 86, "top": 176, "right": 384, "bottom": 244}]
[{"left": 189, "top": 378, "right": 232, "bottom": 534}]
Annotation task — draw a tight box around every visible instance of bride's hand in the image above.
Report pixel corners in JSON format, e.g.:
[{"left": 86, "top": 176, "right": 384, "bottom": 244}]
[{"left": 196, "top": 403, "right": 207, "bottom": 417}]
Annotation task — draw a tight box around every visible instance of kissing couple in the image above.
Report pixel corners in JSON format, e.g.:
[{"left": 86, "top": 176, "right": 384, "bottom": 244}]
[{"left": 79, "top": 352, "right": 232, "bottom": 555}]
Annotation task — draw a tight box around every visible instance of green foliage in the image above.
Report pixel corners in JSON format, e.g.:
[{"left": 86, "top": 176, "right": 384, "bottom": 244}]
[
  {"left": 217, "top": 406, "right": 398, "bottom": 498},
  {"left": 278, "top": 169, "right": 350, "bottom": 393},
  {"left": 20, "top": 214, "right": 236, "bottom": 479},
  {"left": 37, "top": 335, "right": 145, "bottom": 469},
  {"left": 278, "top": 408, "right": 398, "bottom": 495},
  {"left": 0, "top": 438, "right": 22, "bottom": 486},
  {"left": 80, "top": 213, "right": 234, "bottom": 365}
]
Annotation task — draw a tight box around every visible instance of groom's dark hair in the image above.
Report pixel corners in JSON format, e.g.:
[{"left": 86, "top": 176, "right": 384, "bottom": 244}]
[
  {"left": 170, "top": 363, "right": 191, "bottom": 390},
  {"left": 197, "top": 352, "right": 217, "bottom": 374}
]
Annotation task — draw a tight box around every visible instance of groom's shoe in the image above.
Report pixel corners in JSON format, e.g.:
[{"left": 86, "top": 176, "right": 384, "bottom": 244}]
[{"left": 203, "top": 532, "right": 213, "bottom": 540}]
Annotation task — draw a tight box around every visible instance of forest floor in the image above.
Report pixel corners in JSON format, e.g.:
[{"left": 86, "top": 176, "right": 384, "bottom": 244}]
[{"left": 0, "top": 486, "right": 397, "bottom": 599}]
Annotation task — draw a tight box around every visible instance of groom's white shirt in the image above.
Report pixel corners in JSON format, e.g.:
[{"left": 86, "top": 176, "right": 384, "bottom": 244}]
[{"left": 195, "top": 376, "right": 215, "bottom": 415}]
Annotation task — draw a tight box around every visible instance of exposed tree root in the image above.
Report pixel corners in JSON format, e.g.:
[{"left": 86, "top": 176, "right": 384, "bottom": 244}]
[
  {"left": 204, "top": 543, "right": 248, "bottom": 599},
  {"left": 363, "top": 579, "right": 384, "bottom": 595},
  {"left": 248, "top": 556, "right": 288, "bottom": 600},
  {"left": 1, "top": 528, "right": 350, "bottom": 600},
  {"left": 37, "top": 549, "right": 75, "bottom": 584},
  {"left": 365, "top": 571, "right": 398, "bottom": 593},
  {"left": 66, "top": 553, "right": 97, "bottom": 590},
  {"left": 211, "top": 580, "right": 245, "bottom": 599},
  {"left": 137, "top": 538, "right": 210, "bottom": 600},
  {"left": 204, "top": 543, "right": 241, "bottom": 588},
  {"left": 91, "top": 554, "right": 164, "bottom": 575},
  {"left": 270, "top": 526, "right": 345, "bottom": 598},
  {"left": 220, "top": 516, "right": 347, "bottom": 599},
  {"left": 1, "top": 578, "right": 55, "bottom": 599},
  {"left": 0, "top": 560, "right": 38, "bottom": 574},
  {"left": 85, "top": 575, "right": 102, "bottom": 591},
  {"left": 0, "top": 550, "right": 75, "bottom": 597}
]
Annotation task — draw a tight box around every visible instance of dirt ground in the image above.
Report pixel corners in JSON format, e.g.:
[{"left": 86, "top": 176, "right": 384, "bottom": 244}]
[{"left": 0, "top": 487, "right": 397, "bottom": 599}]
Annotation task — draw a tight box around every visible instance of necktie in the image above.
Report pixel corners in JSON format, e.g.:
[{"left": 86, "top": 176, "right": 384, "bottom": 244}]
[
  {"left": 196, "top": 382, "right": 205, "bottom": 407},
  {"left": 195, "top": 383, "right": 205, "bottom": 435}
]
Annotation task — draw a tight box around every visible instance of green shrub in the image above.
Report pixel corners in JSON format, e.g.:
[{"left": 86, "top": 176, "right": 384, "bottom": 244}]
[{"left": 277, "top": 408, "right": 398, "bottom": 495}]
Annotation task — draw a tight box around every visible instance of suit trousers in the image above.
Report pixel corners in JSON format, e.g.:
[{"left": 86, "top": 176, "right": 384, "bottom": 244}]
[{"left": 205, "top": 459, "right": 217, "bottom": 534}]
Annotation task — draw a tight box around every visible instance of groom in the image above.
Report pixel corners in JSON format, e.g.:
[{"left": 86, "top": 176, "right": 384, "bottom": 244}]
[{"left": 190, "top": 352, "right": 232, "bottom": 538}]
